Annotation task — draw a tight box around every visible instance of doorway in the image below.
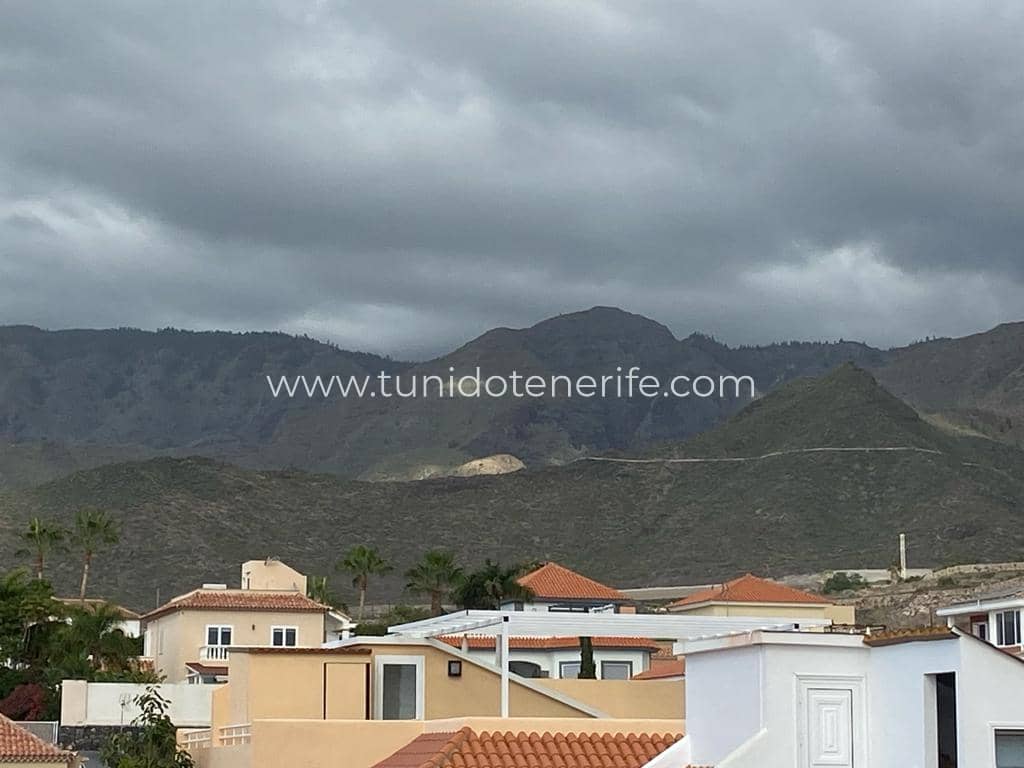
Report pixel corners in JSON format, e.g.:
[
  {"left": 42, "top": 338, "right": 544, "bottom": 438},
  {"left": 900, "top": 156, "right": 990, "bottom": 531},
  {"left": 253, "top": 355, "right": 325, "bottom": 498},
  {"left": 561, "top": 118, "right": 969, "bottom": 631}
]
[{"left": 935, "top": 672, "right": 958, "bottom": 767}]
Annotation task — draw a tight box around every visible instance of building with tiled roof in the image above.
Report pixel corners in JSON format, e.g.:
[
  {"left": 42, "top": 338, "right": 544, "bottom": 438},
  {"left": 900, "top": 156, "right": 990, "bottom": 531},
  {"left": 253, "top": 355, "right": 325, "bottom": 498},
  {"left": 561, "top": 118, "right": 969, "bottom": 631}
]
[
  {"left": 665, "top": 574, "right": 855, "bottom": 625},
  {"left": 511, "top": 562, "right": 633, "bottom": 612},
  {"left": 631, "top": 658, "right": 685, "bottom": 681},
  {"left": 0, "top": 714, "right": 77, "bottom": 766},
  {"left": 370, "top": 726, "right": 683, "bottom": 768},
  {"left": 141, "top": 559, "right": 354, "bottom": 684}
]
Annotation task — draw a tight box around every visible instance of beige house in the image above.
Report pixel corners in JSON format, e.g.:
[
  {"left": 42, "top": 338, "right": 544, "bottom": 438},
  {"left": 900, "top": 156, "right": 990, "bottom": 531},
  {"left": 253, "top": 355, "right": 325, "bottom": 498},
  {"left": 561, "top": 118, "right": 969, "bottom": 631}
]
[
  {"left": 142, "top": 560, "right": 354, "bottom": 683},
  {"left": 664, "top": 573, "right": 855, "bottom": 625},
  {"left": 182, "top": 636, "right": 685, "bottom": 768}
]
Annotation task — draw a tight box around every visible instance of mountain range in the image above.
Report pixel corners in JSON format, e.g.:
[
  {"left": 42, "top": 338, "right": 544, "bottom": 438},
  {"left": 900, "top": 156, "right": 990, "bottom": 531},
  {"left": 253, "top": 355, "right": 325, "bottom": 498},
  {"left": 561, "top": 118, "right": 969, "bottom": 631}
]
[
  {"left": 2, "top": 362, "right": 1023, "bottom": 611},
  {"left": 2, "top": 307, "right": 1023, "bottom": 484}
]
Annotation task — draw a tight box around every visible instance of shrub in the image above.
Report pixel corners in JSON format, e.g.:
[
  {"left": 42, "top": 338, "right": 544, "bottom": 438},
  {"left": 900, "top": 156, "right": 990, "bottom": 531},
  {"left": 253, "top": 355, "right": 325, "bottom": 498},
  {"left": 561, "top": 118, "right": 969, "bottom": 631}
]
[{"left": 823, "top": 571, "right": 867, "bottom": 594}]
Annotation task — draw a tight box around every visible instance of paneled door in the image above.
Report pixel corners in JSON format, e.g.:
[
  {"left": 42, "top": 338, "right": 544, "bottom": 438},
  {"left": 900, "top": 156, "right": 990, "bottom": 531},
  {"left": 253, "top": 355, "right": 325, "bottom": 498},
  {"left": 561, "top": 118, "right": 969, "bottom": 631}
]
[{"left": 803, "top": 688, "right": 854, "bottom": 767}]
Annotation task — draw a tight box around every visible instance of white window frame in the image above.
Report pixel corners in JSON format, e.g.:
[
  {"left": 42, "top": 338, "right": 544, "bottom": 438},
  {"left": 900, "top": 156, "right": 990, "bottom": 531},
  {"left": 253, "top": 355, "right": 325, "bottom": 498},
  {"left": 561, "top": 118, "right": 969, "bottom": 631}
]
[
  {"left": 989, "top": 723, "right": 1024, "bottom": 767},
  {"left": 559, "top": 661, "right": 582, "bottom": 679},
  {"left": 373, "top": 655, "right": 425, "bottom": 720},
  {"left": 600, "top": 660, "right": 634, "bottom": 680},
  {"left": 996, "top": 610, "right": 1022, "bottom": 647},
  {"left": 271, "top": 625, "right": 298, "bottom": 647},
  {"left": 205, "top": 624, "right": 233, "bottom": 646}
]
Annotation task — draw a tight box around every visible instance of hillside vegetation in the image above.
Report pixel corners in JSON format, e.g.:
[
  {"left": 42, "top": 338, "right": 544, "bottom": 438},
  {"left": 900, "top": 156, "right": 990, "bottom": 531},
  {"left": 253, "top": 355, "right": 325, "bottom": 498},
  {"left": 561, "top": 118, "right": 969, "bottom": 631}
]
[
  {"left": 2, "top": 310, "right": 1022, "bottom": 483},
  {"left": 2, "top": 366, "right": 1022, "bottom": 611}
]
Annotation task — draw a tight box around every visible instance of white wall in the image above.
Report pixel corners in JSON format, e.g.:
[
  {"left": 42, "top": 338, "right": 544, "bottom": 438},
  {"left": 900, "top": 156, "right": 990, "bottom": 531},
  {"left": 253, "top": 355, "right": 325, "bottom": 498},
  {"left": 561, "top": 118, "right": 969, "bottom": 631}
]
[
  {"left": 61, "top": 680, "right": 214, "bottom": 727},
  {"left": 686, "top": 632, "right": 1024, "bottom": 768},
  {"left": 685, "top": 644, "right": 763, "bottom": 763}
]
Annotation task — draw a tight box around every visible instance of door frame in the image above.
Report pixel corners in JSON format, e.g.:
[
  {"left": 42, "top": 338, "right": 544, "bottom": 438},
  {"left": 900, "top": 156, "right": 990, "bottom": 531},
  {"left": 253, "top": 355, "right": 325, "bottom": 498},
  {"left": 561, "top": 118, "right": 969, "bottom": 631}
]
[{"left": 795, "top": 674, "right": 868, "bottom": 768}]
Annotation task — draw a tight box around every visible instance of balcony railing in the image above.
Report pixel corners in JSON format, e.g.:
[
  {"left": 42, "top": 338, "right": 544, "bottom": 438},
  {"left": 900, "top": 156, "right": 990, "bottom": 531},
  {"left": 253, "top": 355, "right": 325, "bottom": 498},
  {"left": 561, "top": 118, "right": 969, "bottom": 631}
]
[
  {"left": 199, "top": 645, "right": 230, "bottom": 661},
  {"left": 218, "top": 723, "right": 252, "bottom": 746},
  {"left": 181, "top": 729, "right": 212, "bottom": 749}
]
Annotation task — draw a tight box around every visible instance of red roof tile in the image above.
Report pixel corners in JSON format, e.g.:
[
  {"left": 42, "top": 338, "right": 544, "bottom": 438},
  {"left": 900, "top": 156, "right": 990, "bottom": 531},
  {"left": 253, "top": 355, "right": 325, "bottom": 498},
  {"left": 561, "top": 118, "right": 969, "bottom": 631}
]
[
  {"left": 437, "top": 636, "right": 660, "bottom": 652},
  {"left": 667, "top": 574, "right": 829, "bottom": 609},
  {"left": 142, "top": 589, "right": 329, "bottom": 620},
  {"left": 370, "top": 727, "right": 682, "bottom": 768},
  {"left": 862, "top": 627, "right": 957, "bottom": 647},
  {"left": 0, "top": 714, "right": 74, "bottom": 764},
  {"left": 517, "top": 563, "right": 629, "bottom": 602},
  {"left": 632, "top": 658, "right": 686, "bottom": 680}
]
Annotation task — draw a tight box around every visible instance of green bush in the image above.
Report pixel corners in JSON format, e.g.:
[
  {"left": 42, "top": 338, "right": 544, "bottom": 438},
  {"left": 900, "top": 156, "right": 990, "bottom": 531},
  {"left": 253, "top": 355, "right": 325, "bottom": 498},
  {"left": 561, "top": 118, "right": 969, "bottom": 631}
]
[{"left": 823, "top": 571, "right": 867, "bottom": 594}]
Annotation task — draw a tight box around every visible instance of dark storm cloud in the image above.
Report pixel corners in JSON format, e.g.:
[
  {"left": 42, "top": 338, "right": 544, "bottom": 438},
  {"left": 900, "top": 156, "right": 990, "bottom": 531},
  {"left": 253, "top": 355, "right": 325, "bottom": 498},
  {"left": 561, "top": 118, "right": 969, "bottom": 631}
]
[{"left": 2, "top": 0, "right": 1023, "bottom": 358}]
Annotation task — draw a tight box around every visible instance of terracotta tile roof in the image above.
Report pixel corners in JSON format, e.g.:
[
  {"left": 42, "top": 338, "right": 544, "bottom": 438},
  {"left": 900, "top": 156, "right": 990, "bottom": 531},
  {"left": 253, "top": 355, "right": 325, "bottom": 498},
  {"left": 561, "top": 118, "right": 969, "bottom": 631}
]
[
  {"left": 517, "top": 563, "right": 629, "bottom": 602},
  {"left": 862, "top": 626, "right": 957, "bottom": 647},
  {"left": 0, "top": 714, "right": 75, "bottom": 764},
  {"left": 370, "top": 727, "right": 682, "bottom": 768},
  {"left": 437, "top": 636, "right": 660, "bottom": 652},
  {"left": 667, "top": 574, "right": 829, "bottom": 609},
  {"left": 142, "top": 589, "right": 329, "bottom": 620},
  {"left": 632, "top": 658, "right": 686, "bottom": 680}
]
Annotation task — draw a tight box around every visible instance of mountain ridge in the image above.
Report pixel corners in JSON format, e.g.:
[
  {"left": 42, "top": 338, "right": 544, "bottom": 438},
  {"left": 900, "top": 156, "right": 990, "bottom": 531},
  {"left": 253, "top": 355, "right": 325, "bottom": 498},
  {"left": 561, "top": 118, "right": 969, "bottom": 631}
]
[
  {"left": 1, "top": 308, "right": 1022, "bottom": 484},
  {"left": 2, "top": 364, "right": 1022, "bottom": 610}
]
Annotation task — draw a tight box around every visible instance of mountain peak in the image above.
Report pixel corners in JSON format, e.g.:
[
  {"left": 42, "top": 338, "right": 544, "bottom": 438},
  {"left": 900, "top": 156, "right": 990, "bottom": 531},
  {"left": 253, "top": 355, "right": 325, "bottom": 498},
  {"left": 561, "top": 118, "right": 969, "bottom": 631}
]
[{"left": 676, "top": 362, "right": 936, "bottom": 458}]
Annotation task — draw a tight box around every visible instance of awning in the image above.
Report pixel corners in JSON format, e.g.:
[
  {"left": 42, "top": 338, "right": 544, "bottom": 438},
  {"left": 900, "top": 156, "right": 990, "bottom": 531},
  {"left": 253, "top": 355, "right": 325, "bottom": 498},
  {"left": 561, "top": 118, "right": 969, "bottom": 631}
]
[{"left": 389, "top": 609, "right": 829, "bottom": 640}]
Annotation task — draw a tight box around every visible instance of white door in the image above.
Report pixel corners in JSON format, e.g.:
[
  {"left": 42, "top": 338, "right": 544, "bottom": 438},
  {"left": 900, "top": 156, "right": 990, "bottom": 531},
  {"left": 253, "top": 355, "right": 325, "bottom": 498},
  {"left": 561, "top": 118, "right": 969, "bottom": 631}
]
[{"left": 805, "top": 688, "right": 854, "bottom": 767}]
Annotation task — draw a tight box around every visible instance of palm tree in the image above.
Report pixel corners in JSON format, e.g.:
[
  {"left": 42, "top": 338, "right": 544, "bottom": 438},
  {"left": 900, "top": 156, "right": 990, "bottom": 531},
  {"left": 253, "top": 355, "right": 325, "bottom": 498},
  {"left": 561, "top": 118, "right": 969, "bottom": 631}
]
[
  {"left": 59, "top": 602, "right": 140, "bottom": 674},
  {"left": 405, "top": 550, "right": 463, "bottom": 616},
  {"left": 17, "top": 517, "right": 67, "bottom": 580},
  {"left": 307, "top": 575, "right": 338, "bottom": 608},
  {"left": 452, "top": 560, "right": 535, "bottom": 610},
  {"left": 72, "top": 508, "right": 120, "bottom": 602},
  {"left": 337, "top": 545, "right": 391, "bottom": 620}
]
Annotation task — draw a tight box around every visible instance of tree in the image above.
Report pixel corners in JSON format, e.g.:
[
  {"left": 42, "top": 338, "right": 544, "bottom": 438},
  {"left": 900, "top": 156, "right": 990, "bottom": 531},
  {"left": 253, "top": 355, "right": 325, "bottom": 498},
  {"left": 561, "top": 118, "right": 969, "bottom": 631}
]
[
  {"left": 100, "top": 687, "right": 195, "bottom": 768},
  {"left": 306, "top": 575, "right": 339, "bottom": 608},
  {"left": 338, "top": 545, "right": 391, "bottom": 620},
  {"left": 0, "top": 569, "right": 57, "bottom": 667},
  {"left": 58, "top": 602, "right": 142, "bottom": 677},
  {"left": 404, "top": 550, "right": 463, "bottom": 616},
  {"left": 577, "top": 637, "right": 596, "bottom": 679},
  {"left": 452, "top": 560, "right": 535, "bottom": 610},
  {"left": 72, "top": 508, "right": 120, "bottom": 602},
  {"left": 17, "top": 518, "right": 67, "bottom": 580}
]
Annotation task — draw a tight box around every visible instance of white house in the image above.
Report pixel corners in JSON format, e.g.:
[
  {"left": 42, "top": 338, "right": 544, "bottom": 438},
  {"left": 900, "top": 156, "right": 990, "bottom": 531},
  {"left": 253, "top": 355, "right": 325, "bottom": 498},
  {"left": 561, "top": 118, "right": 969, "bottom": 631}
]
[
  {"left": 936, "top": 586, "right": 1024, "bottom": 652},
  {"left": 678, "top": 626, "right": 1024, "bottom": 767}
]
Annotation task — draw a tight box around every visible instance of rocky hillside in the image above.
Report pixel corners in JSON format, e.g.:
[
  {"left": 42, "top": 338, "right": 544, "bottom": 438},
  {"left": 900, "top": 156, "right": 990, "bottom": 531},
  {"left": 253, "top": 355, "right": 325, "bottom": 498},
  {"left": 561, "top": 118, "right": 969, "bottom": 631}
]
[
  {"left": 3, "top": 366, "right": 1023, "bottom": 611},
  {"left": 2, "top": 309, "right": 1022, "bottom": 484}
]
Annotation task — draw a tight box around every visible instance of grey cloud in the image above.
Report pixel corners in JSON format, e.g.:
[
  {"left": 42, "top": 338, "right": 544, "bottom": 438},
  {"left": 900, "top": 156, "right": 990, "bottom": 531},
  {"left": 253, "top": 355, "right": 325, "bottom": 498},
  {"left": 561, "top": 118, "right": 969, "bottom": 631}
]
[{"left": 1, "top": 0, "right": 1023, "bottom": 358}]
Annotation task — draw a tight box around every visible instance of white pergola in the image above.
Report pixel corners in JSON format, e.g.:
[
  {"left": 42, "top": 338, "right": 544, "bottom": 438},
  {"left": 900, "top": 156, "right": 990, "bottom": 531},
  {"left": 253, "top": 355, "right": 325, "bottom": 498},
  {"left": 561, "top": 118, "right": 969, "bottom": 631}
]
[{"left": 389, "top": 609, "right": 829, "bottom": 717}]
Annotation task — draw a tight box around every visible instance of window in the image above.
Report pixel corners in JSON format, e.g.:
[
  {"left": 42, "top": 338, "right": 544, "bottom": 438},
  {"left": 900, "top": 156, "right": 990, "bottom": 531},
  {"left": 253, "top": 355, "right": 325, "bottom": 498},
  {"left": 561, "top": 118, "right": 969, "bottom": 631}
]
[
  {"left": 997, "top": 611, "right": 1021, "bottom": 646},
  {"left": 549, "top": 604, "right": 589, "bottom": 613},
  {"left": 271, "top": 626, "right": 297, "bottom": 647},
  {"left": 206, "top": 625, "right": 232, "bottom": 646},
  {"left": 996, "top": 730, "right": 1024, "bottom": 768},
  {"left": 600, "top": 661, "right": 633, "bottom": 680},
  {"left": 374, "top": 656, "right": 424, "bottom": 720},
  {"left": 559, "top": 661, "right": 581, "bottom": 679},
  {"left": 972, "top": 621, "right": 988, "bottom": 641}
]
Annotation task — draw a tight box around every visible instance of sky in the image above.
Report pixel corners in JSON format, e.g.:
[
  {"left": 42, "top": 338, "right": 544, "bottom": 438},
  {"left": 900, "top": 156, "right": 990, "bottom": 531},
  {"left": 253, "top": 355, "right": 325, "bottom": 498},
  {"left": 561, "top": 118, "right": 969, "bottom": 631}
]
[{"left": 2, "top": 1, "right": 1024, "bottom": 360}]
